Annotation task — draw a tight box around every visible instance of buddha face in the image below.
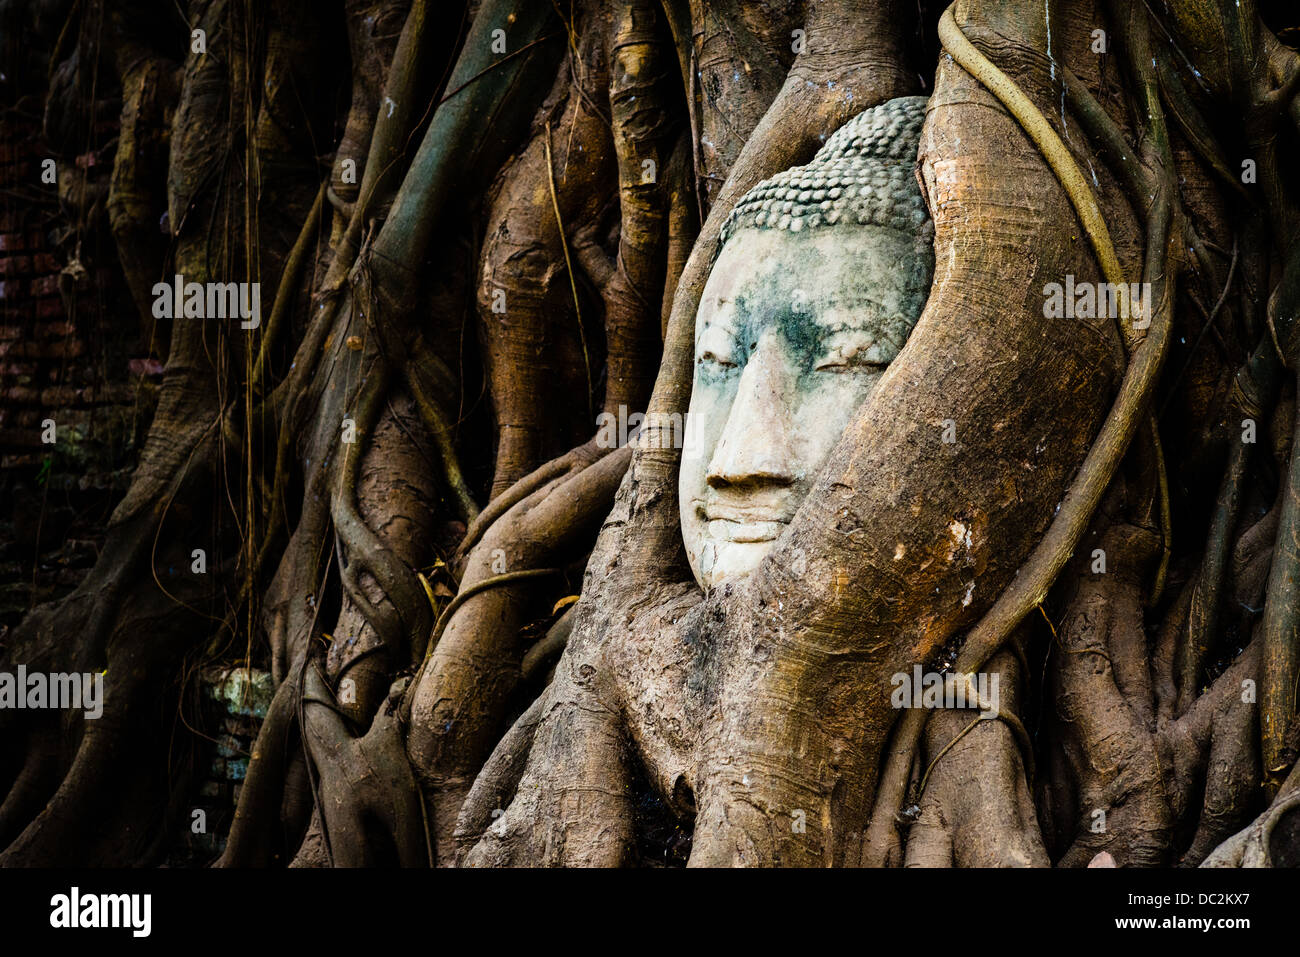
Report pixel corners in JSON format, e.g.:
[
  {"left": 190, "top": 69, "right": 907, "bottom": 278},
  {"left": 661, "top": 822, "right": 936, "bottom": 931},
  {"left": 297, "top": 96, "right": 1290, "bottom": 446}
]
[{"left": 679, "top": 224, "right": 932, "bottom": 589}]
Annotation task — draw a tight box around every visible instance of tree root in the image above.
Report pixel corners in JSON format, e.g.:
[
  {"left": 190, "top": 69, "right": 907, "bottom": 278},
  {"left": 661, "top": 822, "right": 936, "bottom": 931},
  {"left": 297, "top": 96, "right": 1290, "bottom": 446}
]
[
  {"left": 904, "top": 653, "right": 1047, "bottom": 867},
  {"left": 1203, "top": 765, "right": 1300, "bottom": 867},
  {"left": 297, "top": 664, "right": 428, "bottom": 866},
  {"left": 405, "top": 445, "right": 632, "bottom": 860}
]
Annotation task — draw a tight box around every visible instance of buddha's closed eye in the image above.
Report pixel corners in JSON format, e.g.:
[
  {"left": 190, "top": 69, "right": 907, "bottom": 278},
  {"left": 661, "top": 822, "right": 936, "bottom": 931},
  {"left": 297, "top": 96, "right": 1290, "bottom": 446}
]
[
  {"left": 697, "top": 348, "right": 736, "bottom": 368},
  {"left": 814, "top": 329, "right": 893, "bottom": 372},
  {"left": 696, "top": 324, "right": 739, "bottom": 371}
]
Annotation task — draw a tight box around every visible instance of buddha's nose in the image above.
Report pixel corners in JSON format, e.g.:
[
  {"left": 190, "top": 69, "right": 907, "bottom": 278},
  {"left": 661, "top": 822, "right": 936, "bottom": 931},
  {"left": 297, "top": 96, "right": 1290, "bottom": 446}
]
[{"left": 706, "top": 335, "right": 798, "bottom": 489}]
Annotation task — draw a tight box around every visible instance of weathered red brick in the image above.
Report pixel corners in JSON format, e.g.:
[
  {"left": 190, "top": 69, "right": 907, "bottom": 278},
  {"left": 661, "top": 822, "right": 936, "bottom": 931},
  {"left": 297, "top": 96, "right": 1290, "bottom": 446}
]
[
  {"left": 0, "top": 280, "right": 22, "bottom": 300},
  {"left": 46, "top": 409, "right": 91, "bottom": 428},
  {"left": 100, "top": 383, "right": 138, "bottom": 404},
  {"left": 35, "top": 298, "right": 63, "bottom": 319},
  {"left": 0, "top": 454, "right": 43, "bottom": 468},
  {"left": 0, "top": 338, "right": 85, "bottom": 359},
  {"left": 3, "top": 386, "right": 39, "bottom": 404},
  {"left": 0, "top": 302, "right": 32, "bottom": 319},
  {"left": 0, "top": 256, "right": 32, "bottom": 276},
  {"left": 39, "top": 386, "right": 84, "bottom": 406},
  {"left": 0, "top": 163, "right": 34, "bottom": 185},
  {"left": 0, "top": 428, "right": 44, "bottom": 449},
  {"left": 34, "top": 320, "right": 75, "bottom": 338},
  {"left": 0, "top": 233, "right": 24, "bottom": 252},
  {"left": 51, "top": 339, "right": 86, "bottom": 358},
  {"left": 30, "top": 275, "right": 60, "bottom": 296}
]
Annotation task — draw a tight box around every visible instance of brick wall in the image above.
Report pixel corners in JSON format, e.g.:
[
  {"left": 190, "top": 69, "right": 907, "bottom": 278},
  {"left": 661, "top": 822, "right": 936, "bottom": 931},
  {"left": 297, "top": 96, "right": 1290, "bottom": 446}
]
[{"left": 0, "top": 110, "right": 159, "bottom": 630}]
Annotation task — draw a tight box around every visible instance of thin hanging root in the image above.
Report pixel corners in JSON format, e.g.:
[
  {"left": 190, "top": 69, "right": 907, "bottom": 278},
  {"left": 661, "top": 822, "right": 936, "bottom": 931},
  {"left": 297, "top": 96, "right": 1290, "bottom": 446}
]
[
  {"left": 867, "top": 9, "right": 1180, "bottom": 865},
  {"left": 916, "top": 715, "right": 983, "bottom": 800},
  {"left": 402, "top": 360, "right": 480, "bottom": 525},
  {"left": 208, "top": 181, "right": 330, "bottom": 642},
  {"left": 1149, "top": 427, "right": 1172, "bottom": 603},
  {"left": 545, "top": 118, "right": 593, "bottom": 420},
  {"left": 252, "top": 180, "right": 327, "bottom": 398}
]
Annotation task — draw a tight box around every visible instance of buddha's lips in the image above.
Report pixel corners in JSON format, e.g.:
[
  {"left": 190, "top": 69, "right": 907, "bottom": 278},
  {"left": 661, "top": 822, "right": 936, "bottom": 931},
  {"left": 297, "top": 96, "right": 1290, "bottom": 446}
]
[
  {"left": 706, "top": 518, "right": 785, "bottom": 543},
  {"left": 698, "top": 501, "right": 794, "bottom": 543}
]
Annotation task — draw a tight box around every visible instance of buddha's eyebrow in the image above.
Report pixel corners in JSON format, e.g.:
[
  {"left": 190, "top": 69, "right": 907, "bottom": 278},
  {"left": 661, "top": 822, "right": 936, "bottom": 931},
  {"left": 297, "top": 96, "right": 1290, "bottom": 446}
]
[
  {"left": 810, "top": 291, "right": 901, "bottom": 315},
  {"left": 806, "top": 315, "right": 889, "bottom": 337},
  {"left": 801, "top": 294, "right": 909, "bottom": 332}
]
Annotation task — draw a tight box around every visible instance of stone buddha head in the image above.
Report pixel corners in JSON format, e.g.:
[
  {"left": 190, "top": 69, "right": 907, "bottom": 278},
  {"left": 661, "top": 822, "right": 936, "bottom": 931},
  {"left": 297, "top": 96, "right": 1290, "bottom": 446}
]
[{"left": 680, "top": 96, "right": 934, "bottom": 589}]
